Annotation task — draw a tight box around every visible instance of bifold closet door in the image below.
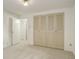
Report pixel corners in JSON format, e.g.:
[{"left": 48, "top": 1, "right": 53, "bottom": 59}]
[
  {"left": 34, "top": 16, "right": 47, "bottom": 46},
  {"left": 33, "top": 16, "right": 40, "bottom": 45},
  {"left": 40, "top": 16, "right": 47, "bottom": 46},
  {"left": 47, "top": 13, "right": 64, "bottom": 49},
  {"left": 34, "top": 13, "right": 64, "bottom": 49}
]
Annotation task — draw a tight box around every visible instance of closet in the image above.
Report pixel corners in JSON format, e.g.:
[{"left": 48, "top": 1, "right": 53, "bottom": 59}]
[{"left": 33, "top": 13, "right": 64, "bottom": 49}]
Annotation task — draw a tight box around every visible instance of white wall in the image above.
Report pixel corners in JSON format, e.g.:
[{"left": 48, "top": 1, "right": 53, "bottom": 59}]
[
  {"left": 70, "top": 7, "right": 75, "bottom": 54},
  {"left": 3, "top": 12, "right": 14, "bottom": 48},
  {"left": 64, "top": 7, "right": 75, "bottom": 54},
  {"left": 26, "top": 7, "right": 75, "bottom": 54}
]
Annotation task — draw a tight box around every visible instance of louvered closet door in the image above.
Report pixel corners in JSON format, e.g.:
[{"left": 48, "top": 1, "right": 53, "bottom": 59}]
[
  {"left": 34, "top": 13, "right": 64, "bottom": 49},
  {"left": 47, "top": 13, "right": 64, "bottom": 49},
  {"left": 34, "top": 16, "right": 41, "bottom": 45},
  {"left": 55, "top": 13, "right": 64, "bottom": 49},
  {"left": 46, "top": 14, "right": 55, "bottom": 48},
  {"left": 34, "top": 16, "right": 47, "bottom": 46},
  {"left": 39, "top": 16, "right": 47, "bottom": 46}
]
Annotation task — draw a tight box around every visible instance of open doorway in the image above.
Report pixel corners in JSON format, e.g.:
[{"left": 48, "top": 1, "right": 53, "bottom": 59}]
[{"left": 9, "top": 17, "right": 27, "bottom": 46}]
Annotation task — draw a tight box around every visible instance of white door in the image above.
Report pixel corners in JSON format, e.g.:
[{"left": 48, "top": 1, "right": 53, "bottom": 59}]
[
  {"left": 20, "top": 20, "right": 27, "bottom": 40},
  {"left": 13, "top": 19, "right": 21, "bottom": 45}
]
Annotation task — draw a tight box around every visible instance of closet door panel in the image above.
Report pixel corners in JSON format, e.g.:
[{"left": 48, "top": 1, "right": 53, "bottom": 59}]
[
  {"left": 34, "top": 32, "right": 39, "bottom": 45},
  {"left": 55, "top": 13, "right": 64, "bottom": 31},
  {"left": 51, "top": 32, "right": 64, "bottom": 49},
  {"left": 48, "top": 15, "right": 55, "bottom": 31},
  {"left": 46, "top": 32, "right": 64, "bottom": 49},
  {"left": 38, "top": 16, "right": 47, "bottom": 46},
  {"left": 34, "top": 16, "right": 41, "bottom": 45},
  {"left": 47, "top": 13, "right": 64, "bottom": 49},
  {"left": 34, "top": 16, "right": 40, "bottom": 31},
  {"left": 34, "top": 16, "right": 47, "bottom": 46},
  {"left": 40, "top": 16, "right": 47, "bottom": 31},
  {"left": 39, "top": 32, "right": 46, "bottom": 46},
  {"left": 34, "top": 31, "right": 42, "bottom": 46},
  {"left": 54, "top": 13, "right": 64, "bottom": 49},
  {"left": 46, "top": 32, "right": 55, "bottom": 47},
  {"left": 34, "top": 32, "right": 47, "bottom": 46}
]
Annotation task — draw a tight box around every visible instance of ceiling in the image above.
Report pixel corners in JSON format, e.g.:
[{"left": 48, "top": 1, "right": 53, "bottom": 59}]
[{"left": 3, "top": 0, "right": 75, "bottom": 17}]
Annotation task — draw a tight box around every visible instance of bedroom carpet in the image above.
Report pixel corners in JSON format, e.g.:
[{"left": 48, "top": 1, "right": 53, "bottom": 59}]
[{"left": 3, "top": 44, "right": 75, "bottom": 59}]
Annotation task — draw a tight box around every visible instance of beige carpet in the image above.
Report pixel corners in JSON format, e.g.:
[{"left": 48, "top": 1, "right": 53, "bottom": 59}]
[{"left": 3, "top": 44, "right": 75, "bottom": 59}]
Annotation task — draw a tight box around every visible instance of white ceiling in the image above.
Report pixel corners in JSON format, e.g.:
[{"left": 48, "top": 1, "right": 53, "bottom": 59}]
[{"left": 3, "top": 0, "right": 75, "bottom": 16}]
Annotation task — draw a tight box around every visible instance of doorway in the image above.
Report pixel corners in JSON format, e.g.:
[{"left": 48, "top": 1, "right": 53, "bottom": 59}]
[{"left": 9, "top": 18, "right": 27, "bottom": 46}]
